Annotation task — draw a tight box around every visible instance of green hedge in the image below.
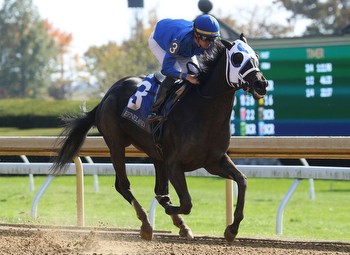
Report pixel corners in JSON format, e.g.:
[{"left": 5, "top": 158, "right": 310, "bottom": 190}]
[{"left": 0, "top": 99, "right": 100, "bottom": 129}]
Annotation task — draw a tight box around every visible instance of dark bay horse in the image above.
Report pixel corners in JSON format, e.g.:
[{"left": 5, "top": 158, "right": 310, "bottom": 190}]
[{"left": 52, "top": 34, "right": 268, "bottom": 242}]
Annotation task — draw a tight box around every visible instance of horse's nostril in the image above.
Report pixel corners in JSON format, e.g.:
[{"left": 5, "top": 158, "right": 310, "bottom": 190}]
[
  {"left": 252, "top": 80, "right": 268, "bottom": 97},
  {"left": 255, "top": 80, "right": 266, "bottom": 89}
]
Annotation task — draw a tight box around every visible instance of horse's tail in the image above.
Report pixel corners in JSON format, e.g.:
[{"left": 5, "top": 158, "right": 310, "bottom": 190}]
[{"left": 51, "top": 105, "right": 98, "bottom": 174}]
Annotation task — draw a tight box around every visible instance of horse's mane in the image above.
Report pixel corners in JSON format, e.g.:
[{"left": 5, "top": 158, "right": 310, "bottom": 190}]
[{"left": 198, "top": 42, "right": 225, "bottom": 83}]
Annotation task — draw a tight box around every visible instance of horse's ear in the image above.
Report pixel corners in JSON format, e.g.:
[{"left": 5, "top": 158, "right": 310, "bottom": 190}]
[
  {"left": 240, "top": 33, "right": 247, "bottom": 43},
  {"left": 221, "top": 39, "right": 233, "bottom": 50}
]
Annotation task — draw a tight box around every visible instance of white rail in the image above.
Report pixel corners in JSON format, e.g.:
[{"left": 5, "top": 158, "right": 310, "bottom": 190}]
[
  {"left": 1, "top": 136, "right": 350, "bottom": 235},
  {"left": 1, "top": 162, "right": 349, "bottom": 234}
]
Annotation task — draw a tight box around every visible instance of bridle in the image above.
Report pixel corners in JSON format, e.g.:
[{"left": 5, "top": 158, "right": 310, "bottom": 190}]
[
  {"left": 188, "top": 41, "right": 262, "bottom": 99},
  {"left": 225, "top": 53, "right": 260, "bottom": 93}
]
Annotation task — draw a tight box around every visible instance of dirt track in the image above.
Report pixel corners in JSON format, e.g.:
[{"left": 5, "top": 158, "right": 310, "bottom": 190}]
[{"left": 0, "top": 224, "right": 349, "bottom": 255}]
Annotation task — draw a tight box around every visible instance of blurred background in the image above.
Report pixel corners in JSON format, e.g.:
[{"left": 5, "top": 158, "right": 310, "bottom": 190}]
[
  {"left": 1, "top": 0, "right": 349, "bottom": 100},
  {"left": 0, "top": 0, "right": 350, "bottom": 143}
]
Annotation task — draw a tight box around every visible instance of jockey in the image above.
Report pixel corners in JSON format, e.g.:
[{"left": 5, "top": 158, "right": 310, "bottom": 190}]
[{"left": 147, "top": 14, "right": 221, "bottom": 123}]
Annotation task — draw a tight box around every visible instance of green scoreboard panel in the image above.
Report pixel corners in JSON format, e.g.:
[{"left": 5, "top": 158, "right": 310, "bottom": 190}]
[{"left": 231, "top": 40, "right": 350, "bottom": 136}]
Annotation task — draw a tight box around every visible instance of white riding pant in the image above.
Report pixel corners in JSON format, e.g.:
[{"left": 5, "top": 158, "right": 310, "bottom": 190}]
[{"left": 148, "top": 32, "right": 199, "bottom": 76}]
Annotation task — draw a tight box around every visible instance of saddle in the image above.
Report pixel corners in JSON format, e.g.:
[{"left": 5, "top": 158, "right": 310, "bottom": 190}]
[{"left": 157, "top": 74, "right": 189, "bottom": 119}]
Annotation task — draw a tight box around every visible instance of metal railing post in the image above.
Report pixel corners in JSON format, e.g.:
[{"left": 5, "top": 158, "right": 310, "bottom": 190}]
[
  {"left": 85, "top": 156, "right": 99, "bottom": 193},
  {"left": 276, "top": 179, "right": 300, "bottom": 235},
  {"left": 225, "top": 179, "right": 234, "bottom": 226},
  {"left": 149, "top": 198, "right": 158, "bottom": 228},
  {"left": 20, "top": 155, "right": 34, "bottom": 192},
  {"left": 300, "top": 158, "right": 315, "bottom": 200},
  {"left": 31, "top": 175, "right": 54, "bottom": 218}
]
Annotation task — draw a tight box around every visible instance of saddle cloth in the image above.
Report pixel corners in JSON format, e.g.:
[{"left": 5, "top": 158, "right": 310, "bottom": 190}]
[
  {"left": 122, "top": 73, "right": 187, "bottom": 133},
  {"left": 122, "top": 74, "right": 159, "bottom": 133}
]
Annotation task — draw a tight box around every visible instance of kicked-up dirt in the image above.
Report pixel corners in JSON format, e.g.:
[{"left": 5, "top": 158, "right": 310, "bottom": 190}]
[{"left": 0, "top": 224, "right": 349, "bottom": 255}]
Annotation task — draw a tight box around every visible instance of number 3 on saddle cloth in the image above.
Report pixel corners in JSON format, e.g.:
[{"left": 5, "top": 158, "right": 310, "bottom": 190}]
[{"left": 122, "top": 73, "right": 188, "bottom": 134}]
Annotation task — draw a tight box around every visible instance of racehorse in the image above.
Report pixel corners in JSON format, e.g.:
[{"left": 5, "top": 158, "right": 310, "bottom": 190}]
[{"left": 52, "top": 34, "right": 268, "bottom": 242}]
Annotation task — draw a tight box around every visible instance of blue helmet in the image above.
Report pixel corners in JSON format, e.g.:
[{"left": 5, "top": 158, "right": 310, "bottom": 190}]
[{"left": 194, "top": 14, "right": 220, "bottom": 38}]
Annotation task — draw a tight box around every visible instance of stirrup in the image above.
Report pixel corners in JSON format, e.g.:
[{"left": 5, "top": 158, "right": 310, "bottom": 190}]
[{"left": 147, "top": 113, "right": 163, "bottom": 123}]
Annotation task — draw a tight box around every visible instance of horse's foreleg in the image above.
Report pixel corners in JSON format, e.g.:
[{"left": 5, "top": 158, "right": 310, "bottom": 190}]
[
  {"left": 224, "top": 170, "right": 246, "bottom": 242},
  {"left": 166, "top": 168, "right": 193, "bottom": 215},
  {"left": 206, "top": 154, "right": 247, "bottom": 242},
  {"left": 171, "top": 215, "right": 194, "bottom": 239},
  {"left": 155, "top": 195, "right": 193, "bottom": 239}
]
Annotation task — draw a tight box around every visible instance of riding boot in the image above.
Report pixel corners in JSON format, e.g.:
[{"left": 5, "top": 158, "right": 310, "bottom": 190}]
[{"left": 147, "top": 76, "right": 175, "bottom": 123}]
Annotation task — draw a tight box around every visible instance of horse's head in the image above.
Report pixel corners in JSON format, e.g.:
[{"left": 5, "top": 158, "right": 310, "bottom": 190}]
[{"left": 221, "top": 34, "right": 268, "bottom": 100}]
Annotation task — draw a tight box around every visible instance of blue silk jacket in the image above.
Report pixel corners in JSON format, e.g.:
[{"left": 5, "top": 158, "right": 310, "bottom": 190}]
[{"left": 153, "top": 19, "right": 205, "bottom": 80}]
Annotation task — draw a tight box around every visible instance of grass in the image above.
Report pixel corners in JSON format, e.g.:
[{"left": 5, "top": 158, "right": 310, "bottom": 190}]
[{"left": 0, "top": 175, "right": 349, "bottom": 241}]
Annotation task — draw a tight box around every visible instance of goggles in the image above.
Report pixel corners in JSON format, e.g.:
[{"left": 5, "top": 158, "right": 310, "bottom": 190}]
[{"left": 197, "top": 34, "right": 217, "bottom": 42}]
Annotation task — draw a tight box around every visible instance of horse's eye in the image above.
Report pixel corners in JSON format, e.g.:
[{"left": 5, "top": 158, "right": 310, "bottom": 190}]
[{"left": 231, "top": 52, "right": 243, "bottom": 67}]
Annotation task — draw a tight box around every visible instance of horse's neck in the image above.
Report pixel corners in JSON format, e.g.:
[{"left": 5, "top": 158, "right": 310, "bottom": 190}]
[
  {"left": 200, "top": 53, "right": 234, "bottom": 99},
  {"left": 187, "top": 53, "right": 236, "bottom": 126}
]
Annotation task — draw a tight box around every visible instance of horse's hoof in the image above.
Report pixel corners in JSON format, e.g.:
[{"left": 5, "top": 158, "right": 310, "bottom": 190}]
[
  {"left": 224, "top": 226, "right": 236, "bottom": 242},
  {"left": 179, "top": 225, "right": 194, "bottom": 240},
  {"left": 140, "top": 222, "right": 153, "bottom": 241}
]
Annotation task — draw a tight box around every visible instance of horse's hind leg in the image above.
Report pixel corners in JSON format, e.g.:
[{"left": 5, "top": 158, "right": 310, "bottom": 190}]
[
  {"left": 104, "top": 135, "right": 153, "bottom": 240},
  {"left": 153, "top": 160, "right": 193, "bottom": 239},
  {"left": 131, "top": 199, "right": 153, "bottom": 240}
]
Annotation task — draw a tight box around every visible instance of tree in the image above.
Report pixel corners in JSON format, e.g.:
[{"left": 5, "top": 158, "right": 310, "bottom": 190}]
[
  {"left": 83, "top": 9, "right": 160, "bottom": 92},
  {"left": 0, "top": 0, "right": 58, "bottom": 98},
  {"left": 45, "top": 20, "right": 74, "bottom": 99},
  {"left": 276, "top": 0, "right": 350, "bottom": 35},
  {"left": 84, "top": 42, "right": 126, "bottom": 92},
  {"left": 216, "top": 2, "right": 294, "bottom": 38}
]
